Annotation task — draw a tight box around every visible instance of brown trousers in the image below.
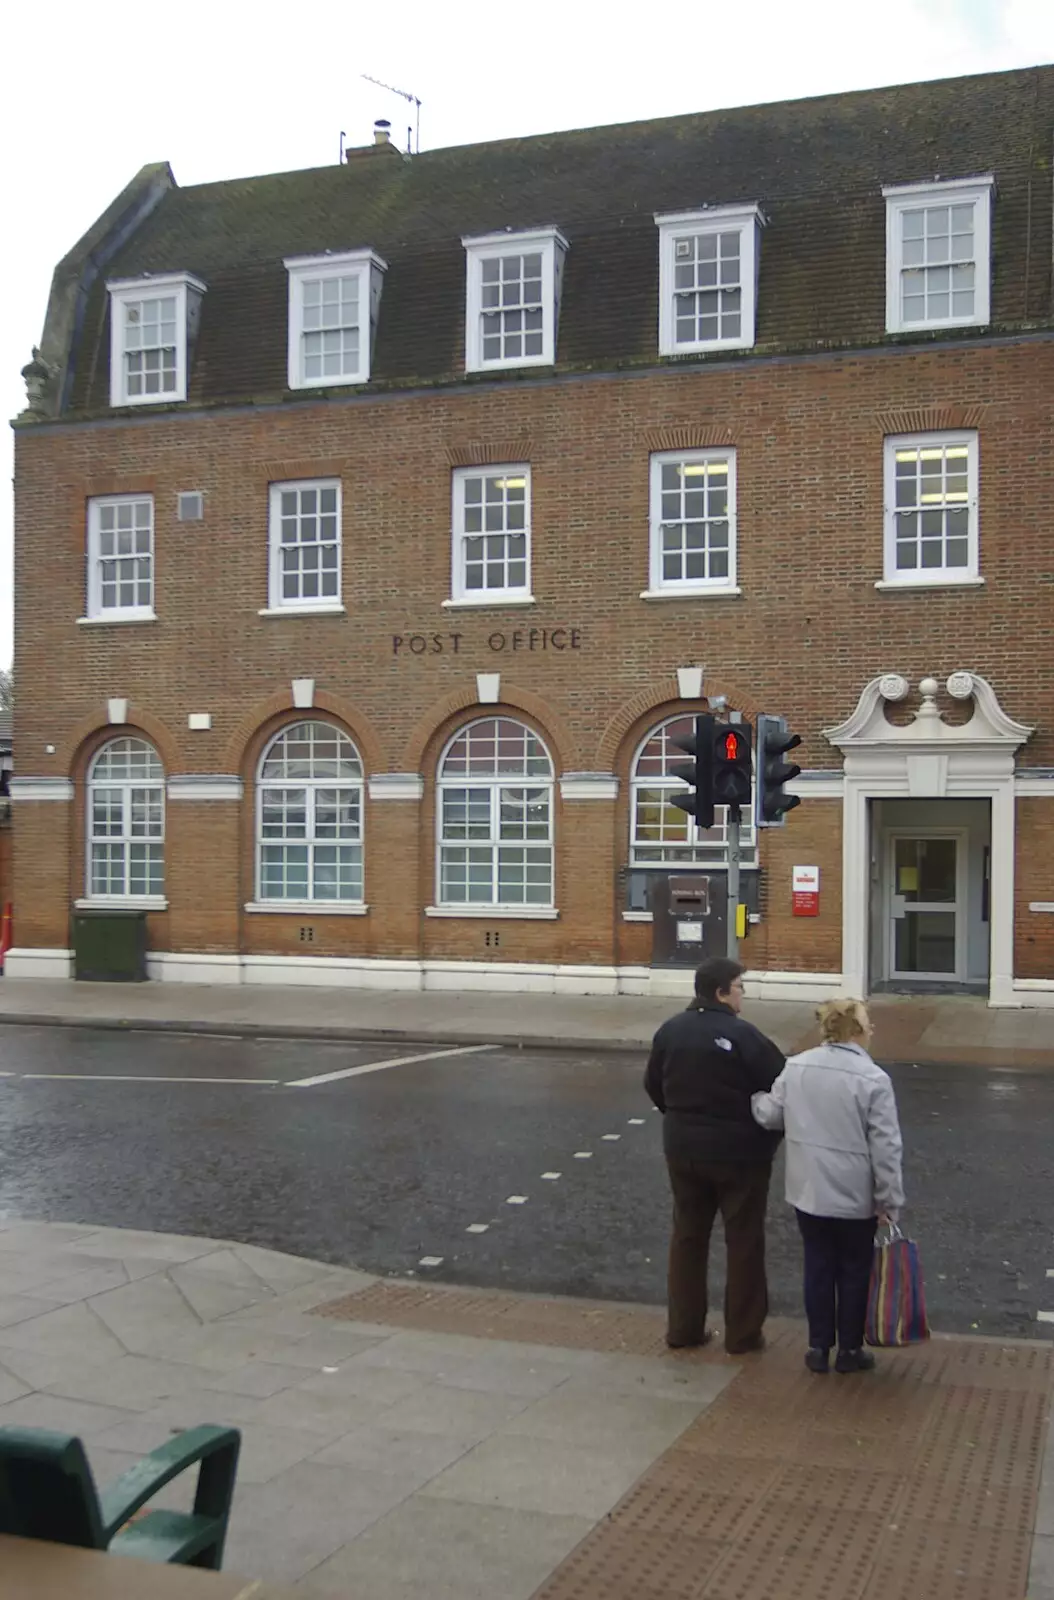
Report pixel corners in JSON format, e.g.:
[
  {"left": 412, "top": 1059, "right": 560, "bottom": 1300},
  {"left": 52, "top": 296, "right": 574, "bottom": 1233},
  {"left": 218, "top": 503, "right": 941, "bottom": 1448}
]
[{"left": 665, "top": 1157, "right": 772, "bottom": 1353}]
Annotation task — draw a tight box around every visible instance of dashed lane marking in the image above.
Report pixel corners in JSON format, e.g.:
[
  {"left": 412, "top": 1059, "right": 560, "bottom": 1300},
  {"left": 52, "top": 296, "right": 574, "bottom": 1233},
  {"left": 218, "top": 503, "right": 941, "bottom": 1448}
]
[
  {"left": 466, "top": 1223, "right": 489, "bottom": 1234},
  {"left": 287, "top": 1043, "right": 497, "bottom": 1088},
  {"left": 418, "top": 1256, "right": 444, "bottom": 1268},
  {"left": 541, "top": 1172, "right": 562, "bottom": 1180},
  {"left": 601, "top": 1134, "right": 621, "bottom": 1141},
  {"left": 506, "top": 1196, "right": 528, "bottom": 1205},
  {"left": 627, "top": 1118, "right": 645, "bottom": 1125},
  {"left": 1038, "top": 1311, "right": 1054, "bottom": 1324}
]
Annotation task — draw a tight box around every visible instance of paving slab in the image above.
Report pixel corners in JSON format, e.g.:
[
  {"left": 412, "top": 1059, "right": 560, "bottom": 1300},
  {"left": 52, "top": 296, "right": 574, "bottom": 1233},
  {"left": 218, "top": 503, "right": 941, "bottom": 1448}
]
[
  {"left": 296, "top": 1496, "right": 595, "bottom": 1600},
  {"left": 419, "top": 1430, "right": 660, "bottom": 1520},
  {"left": 377, "top": 1380, "right": 536, "bottom": 1444},
  {"left": 0, "top": 1389, "right": 141, "bottom": 1439}
]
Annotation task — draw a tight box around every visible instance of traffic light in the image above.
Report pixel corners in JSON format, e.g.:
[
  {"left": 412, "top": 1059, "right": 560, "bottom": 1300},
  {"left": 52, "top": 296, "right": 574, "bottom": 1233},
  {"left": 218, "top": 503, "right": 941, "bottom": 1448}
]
[
  {"left": 669, "top": 713, "right": 715, "bottom": 831},
  {"left": 711, "top": 722, "right": 753, "bottom": 820},
  {"left": 756, "top": 713, "right": 803, "bottom": 826}
]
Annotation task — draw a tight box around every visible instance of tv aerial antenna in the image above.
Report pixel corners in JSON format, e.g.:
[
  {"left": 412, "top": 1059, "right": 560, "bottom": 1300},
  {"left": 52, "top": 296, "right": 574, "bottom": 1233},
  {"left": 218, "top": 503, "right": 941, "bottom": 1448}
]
[{"left": 360, "top": 74, "right": 422, "bottom": 154}]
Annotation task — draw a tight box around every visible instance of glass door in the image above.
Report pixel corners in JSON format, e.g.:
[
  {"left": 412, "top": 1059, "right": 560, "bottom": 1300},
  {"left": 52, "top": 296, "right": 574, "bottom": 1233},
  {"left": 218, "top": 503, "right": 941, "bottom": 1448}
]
[{"left": 888, "top": 834, "right": 962, "bottom": 980}]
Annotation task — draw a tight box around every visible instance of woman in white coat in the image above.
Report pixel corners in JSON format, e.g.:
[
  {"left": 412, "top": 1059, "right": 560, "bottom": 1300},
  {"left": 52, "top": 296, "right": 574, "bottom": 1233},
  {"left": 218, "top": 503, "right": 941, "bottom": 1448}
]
[{"left": 751, "top": 998, "right": 904, "bottom": 1374}]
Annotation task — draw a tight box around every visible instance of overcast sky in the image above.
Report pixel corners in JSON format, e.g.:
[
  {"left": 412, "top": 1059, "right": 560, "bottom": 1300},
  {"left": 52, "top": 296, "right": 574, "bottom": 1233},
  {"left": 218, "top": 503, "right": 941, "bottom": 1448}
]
[{"left": 2, "top": 0, "right": 1052, "bottom": 674}]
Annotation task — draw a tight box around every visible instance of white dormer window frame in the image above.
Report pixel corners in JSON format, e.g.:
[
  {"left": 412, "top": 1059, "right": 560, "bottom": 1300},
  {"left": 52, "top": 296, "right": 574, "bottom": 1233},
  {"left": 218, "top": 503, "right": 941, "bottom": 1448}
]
[
  {"left": 284, "top": 250, "right": 387, "bottom": 390},
  {"left": 107, "top": 273, "right": 206, "bottom": 408},
  {"left": 655, "top": 205, "right": 764, "bottom": 356},
  {"left": 883, "top": 176, "right": 995, "bottom": 335},
  {"left": 462, "top": 227, "right": 568, "bottom": 374}
]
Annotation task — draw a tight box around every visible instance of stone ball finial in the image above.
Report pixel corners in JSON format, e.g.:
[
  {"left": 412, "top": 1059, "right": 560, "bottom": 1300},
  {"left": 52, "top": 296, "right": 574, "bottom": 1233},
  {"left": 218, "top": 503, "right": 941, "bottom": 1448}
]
[{"left": 919, "top": 676, "right": 940, "bottom": 701}]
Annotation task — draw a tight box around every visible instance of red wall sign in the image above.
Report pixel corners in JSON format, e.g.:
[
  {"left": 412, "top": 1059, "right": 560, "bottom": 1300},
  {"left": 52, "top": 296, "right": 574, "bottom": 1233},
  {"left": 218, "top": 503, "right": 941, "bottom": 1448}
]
[{"left": 792, "top": 865, "right": 820, "bottom": 917}]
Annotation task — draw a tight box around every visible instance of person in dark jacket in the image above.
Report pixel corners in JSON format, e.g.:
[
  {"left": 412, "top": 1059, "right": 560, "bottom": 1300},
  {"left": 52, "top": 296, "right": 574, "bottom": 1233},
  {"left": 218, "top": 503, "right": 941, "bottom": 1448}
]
[{"left": 645, "top": 956, "right": 785, "bottom": 1354}]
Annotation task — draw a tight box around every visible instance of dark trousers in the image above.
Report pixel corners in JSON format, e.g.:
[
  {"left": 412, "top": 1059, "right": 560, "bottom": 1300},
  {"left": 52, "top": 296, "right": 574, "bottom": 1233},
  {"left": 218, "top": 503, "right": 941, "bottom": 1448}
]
[
  {"left": 795, "top": 1209, "right": 877, "bottom": 1352},
  {"left": 665, "top": 1158, "right": 771, "bottom": 1353}
]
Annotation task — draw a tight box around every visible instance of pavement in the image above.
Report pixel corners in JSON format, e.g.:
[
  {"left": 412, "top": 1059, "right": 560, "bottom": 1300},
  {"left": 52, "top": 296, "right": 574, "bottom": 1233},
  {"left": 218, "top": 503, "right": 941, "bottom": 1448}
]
[
  {"left": 0, "top": 1220, "right": 1050, "bottom": 1598},
  {"left": 1, "top": 976, "right": 1053, "bottom": 1068}
]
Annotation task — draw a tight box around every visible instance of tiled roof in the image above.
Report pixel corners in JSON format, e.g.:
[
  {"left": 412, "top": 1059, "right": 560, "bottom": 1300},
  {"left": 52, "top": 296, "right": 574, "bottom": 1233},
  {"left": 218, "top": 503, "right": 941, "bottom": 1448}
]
[{"left": 63, "top": 65, "right": 1054, "bottom": 415}]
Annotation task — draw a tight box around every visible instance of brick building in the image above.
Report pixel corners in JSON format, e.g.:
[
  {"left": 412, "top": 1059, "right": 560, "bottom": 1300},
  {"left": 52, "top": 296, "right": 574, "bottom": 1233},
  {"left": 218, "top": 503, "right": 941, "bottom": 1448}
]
[{"left": 8, "top": 65, "right": 1054, "bottom": 1005}]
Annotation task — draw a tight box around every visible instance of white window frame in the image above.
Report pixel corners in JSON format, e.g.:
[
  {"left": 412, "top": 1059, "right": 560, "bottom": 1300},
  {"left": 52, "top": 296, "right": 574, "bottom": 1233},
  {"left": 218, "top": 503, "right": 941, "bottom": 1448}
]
[
  {"left": 881, "top": 431, "right": 980, "bottom": 588},
  {"left": 883, "top": 176, "right": 994, "bottom": 335},
  {"left": 449, "top": 465, "right": 532, "bottom": 605},
  {"left": 86, "top": 494, "right": 156, "bottom": 622},
  {"left": 462, "top": 228, "right": 568, "bottom": 374},
  {"left": 655, "top": 205, "right": 763, "bottom": 355},
  {"left": 630, "top": 715, "right": 757, "bottom": 869},
  {"left": 284, "top": 249, "right": 387, "bottom": 390},
  {"left": 255, "top": 720, "right": 365, "bottom": 908},
  {"left": 85, "top": 737, "right": 166, "bottom": 906},
  {"left": 646, "top": 449, "right": 738, "bottom": 598},
  {"left": 267, "top": 479, "right": 343, "bottom": 614},
  {"left": 107, "top": 273, "right": 205, "bottom": 407},
  {"left": 435, "top": 718, "right": 555, "bottom": 912}
]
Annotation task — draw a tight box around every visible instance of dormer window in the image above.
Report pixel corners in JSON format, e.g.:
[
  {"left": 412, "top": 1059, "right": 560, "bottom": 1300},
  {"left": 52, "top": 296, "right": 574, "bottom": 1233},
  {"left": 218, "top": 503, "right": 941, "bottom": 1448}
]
[
  {"left": 107, "top": 273, "right": 205, "bottom": 407},
  {"left": 884, "top": 177, "right": 994, "bottom": 333},
  {"left": 655, "top": 206, "right": 763, "bottom": 355},
  {"left": 462, "top": 228, "right": 568, "bottom": 373},
  {"left": 284, "top": 250, "right": 387, "bottom": 389}
]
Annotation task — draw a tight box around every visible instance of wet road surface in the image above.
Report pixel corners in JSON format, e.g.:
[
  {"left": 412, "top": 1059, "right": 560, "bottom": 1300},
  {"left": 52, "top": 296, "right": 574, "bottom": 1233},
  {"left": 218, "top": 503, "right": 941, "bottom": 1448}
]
[{"left": 0, "top": 1024, "right": 1051, "bottom": 1340}]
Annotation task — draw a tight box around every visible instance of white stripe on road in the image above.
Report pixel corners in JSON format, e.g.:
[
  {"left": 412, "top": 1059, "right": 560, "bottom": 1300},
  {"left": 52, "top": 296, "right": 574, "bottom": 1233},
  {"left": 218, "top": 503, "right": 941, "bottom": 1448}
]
[
  {"left": 1047, "top": 1269, "right": 1054, "bottom": 1278},
  {"left": 287, "top": 1043, "right": 497, "bottom": 1088},
  {"left": 1039, "top": 1310, "right": 1054, "bottom": 1324},
  {"left": 20, "top": 1073, "right": 281, "bottom": 1085}
]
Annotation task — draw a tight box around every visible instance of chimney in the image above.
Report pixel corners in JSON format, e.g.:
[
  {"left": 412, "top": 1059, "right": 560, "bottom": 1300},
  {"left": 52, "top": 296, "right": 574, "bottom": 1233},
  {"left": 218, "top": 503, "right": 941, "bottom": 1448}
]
[{"left": 373, "top": 119, "right": 391, "bottom": 145}]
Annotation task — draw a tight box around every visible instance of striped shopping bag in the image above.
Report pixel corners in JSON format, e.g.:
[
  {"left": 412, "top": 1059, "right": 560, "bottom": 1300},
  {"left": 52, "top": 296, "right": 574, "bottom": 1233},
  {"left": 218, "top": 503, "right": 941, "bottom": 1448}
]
[{"left": 865, "top": 1223, "right": 931, "bottom": 1347}]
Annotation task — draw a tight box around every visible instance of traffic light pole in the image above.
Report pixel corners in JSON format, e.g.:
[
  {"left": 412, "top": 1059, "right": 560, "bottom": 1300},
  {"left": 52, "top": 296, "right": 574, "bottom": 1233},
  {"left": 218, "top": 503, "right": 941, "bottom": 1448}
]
[{"left": 726, "top": 811, "right": 741, "bottom": 959}]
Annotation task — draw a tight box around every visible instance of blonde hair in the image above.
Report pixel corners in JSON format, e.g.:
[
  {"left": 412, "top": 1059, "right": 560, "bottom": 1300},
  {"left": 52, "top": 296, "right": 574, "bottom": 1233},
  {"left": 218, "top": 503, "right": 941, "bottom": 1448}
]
[{"left": 817, "top": 997, "right": 870, "bottom": 1044}]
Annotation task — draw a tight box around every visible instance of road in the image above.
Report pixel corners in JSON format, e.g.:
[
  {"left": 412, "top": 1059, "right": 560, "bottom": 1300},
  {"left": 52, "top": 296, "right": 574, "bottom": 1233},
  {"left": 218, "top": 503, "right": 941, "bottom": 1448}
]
[{"left": 0, "top": 1024, "right": 1051, "bottom": 1341}]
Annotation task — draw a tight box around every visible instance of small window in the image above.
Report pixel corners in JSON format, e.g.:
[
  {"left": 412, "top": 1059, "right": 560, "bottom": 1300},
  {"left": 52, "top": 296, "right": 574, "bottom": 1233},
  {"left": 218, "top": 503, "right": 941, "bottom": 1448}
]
[
  {"left": 647, "top": 450, "right": 737, "bottom": 596},
  {"left": 257, "top": 721, "right": 364, "bottom": 904},
  {"left": 267, "top": 480, "right": 342, "bottom": 611},
  {"left": 451, "top": 466, "right": 531, "bottom": 603},
  {"left": 655, "top": 206, "right": 763, "bottom": 355},
  {"left": 437, "top": 718, "right": 554, "bottom": 908},
  {"left": 883, "top": 432, "right": 979, "bottom": 586},
  {"left": 462, "top": 228, "right": 568, "bottom": 373},
  {"left": 86, "top": 495, "right": 155, "bottom": 620},
  {"left": 107, "top": 273, "right": 205, "bottom": 407},
  {"left": 87, "top": 737, "right": 165, "bottom": 900},
  {"left": 884, "top": 178, "right": 993, "bottom": 333},
  {"left": 631, "top": 715, "right": 756, "bottom": 867},
  {"left": 177, "top": 492, "right": 204, "bottom": 522},
  {"left": 284, "top": 250, "right": 387, "bottom": 389}
]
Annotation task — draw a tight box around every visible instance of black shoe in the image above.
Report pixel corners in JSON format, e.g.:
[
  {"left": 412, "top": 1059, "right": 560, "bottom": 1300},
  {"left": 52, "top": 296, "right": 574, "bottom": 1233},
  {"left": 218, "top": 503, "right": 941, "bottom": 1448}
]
[
  {"left": 835, "top": 1347, "right": 876, "bottom": 1374},
  {"left": 726, "top": 1333, "right": 766, "bottom": 1355},
  {"left": 666, "top": 1330, "right": 714, "bottom": 1350},
  {"left": 805, "top": 1347, "right": 830, "bottom": 1374}
]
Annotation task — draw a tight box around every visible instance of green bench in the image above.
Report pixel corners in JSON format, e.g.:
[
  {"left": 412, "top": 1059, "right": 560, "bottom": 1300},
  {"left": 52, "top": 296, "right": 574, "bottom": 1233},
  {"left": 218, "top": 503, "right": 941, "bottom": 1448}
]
[{"left": 0, "top": 1424, "right": 241, "bottom": 1568}]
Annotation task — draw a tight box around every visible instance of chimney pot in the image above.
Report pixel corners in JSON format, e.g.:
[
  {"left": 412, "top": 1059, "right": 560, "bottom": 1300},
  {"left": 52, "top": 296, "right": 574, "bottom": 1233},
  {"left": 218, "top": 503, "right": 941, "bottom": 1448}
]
[{"left": 373, "top": 119, "right": 391, "bottom": 145}]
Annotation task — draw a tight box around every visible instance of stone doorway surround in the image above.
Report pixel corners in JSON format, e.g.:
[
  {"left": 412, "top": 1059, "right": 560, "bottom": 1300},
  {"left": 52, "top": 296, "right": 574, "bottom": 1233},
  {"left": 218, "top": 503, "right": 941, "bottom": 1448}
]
[{"left": 825, "top": 672, "right": 1032, "bottom": 1007}]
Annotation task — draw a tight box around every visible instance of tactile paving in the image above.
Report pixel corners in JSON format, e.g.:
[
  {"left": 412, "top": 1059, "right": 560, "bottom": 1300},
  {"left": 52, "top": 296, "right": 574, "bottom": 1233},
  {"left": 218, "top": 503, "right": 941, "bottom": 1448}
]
[{"left": 317, "top": 1281, "right": 1052, "bottom": 1600}]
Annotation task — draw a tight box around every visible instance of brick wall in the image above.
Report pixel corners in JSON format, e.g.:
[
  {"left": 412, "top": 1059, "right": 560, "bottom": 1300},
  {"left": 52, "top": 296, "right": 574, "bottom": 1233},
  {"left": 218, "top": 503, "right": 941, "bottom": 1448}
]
[
  {"left": 12, "top": 338, "right": 1053, "bottom": 974},
  {"left": 1014, "top": 800, "right": 1054, "bottom": 980}
]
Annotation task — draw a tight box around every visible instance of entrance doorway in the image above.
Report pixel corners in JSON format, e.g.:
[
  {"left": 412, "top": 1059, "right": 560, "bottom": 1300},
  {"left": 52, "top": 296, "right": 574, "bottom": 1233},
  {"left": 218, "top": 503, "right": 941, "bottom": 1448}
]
[
  {"left": 887, "top": 834, "right": 963, "bottom": 981},
  {"left": 869, "top": 799, "right": 990, "bottom": 994}
]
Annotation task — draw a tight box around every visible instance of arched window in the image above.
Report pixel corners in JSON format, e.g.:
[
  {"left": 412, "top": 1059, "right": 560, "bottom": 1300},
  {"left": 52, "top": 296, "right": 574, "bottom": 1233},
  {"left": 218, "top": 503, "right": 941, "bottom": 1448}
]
[
  {"left": 257, "top": 721, "right": 364, "bottom": 903},
  {"left": 87, "top": 737, "right": 165, "bottom": 899},
  {"left": 630, "top": 714, "right": 756, "bottom": 866},
  {"left": 437, "top": 717, "right": 554, "bottom": 907}
]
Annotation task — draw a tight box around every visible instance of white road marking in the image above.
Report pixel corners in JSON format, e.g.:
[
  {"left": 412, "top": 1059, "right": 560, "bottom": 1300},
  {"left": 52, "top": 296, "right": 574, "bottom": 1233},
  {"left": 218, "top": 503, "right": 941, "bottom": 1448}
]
[
  {"left": 418, "top": 1256, "right": 444, "bottom": 1268},
  {"left": 1038, "top": 1310, "right": 1054, "bottom": 1324},
  {"left": 602, "top": 1134, "right": 621, "bottom": 1141},
  {"left": 627, "top": 1118, "right": 645, "bottom": 1125},
  {"left": 573, "top": 1151, "right": 592, "bottom": 1159},
  {"left": 506, "top": 1195, "right": 528, "bottom": 1205},
  {"left": 0, "top": 1072, "right": 16, "bottom": 1078},
  {"left": 466, "top": 1223, "right": 489, "bottom": 1234},
  {"left": 541, "top": 1172, "right": 561, "bottom": 1180},
  {"left": 287, "top": 1043, "right": 496, "bottom": 1088},
  {"left": 20, "top": 1074, "right": 281, "bottom": 1085},
  {"left": 1047, "top": 1269, "right": 1054, "bottom": 1278}
]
